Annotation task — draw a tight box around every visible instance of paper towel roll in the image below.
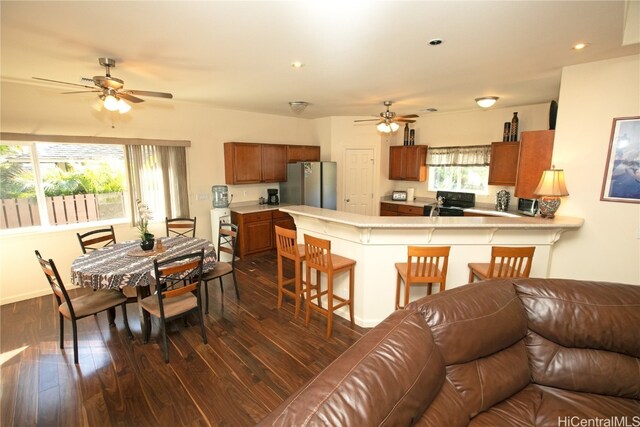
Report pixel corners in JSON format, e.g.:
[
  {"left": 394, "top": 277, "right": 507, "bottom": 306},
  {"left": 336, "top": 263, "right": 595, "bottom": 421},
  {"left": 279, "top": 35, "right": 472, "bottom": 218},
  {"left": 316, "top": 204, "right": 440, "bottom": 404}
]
[{"left": 407, "top": 188, "right": 415, "bottom": 201}]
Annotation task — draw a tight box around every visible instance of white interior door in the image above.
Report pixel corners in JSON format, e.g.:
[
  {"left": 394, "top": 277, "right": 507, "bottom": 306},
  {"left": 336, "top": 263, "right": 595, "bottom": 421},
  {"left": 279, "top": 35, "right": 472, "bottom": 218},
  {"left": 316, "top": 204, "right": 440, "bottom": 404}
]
[{"left": 344, "top": 148, "right": 374, "bottom": 215}]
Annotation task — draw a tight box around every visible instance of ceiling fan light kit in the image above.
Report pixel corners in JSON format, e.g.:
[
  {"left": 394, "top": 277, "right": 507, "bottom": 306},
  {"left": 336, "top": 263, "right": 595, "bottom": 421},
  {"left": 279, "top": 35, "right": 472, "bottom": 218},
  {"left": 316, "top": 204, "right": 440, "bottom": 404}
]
[
  {"left": 475, "top": 96, "right": 499, "bottom": 108},
  {"left": 33, "top": 57, "right": 173, "bottom": 115},
  {"left": 355, "top": 100, "right": 418, "bottom": 133}
]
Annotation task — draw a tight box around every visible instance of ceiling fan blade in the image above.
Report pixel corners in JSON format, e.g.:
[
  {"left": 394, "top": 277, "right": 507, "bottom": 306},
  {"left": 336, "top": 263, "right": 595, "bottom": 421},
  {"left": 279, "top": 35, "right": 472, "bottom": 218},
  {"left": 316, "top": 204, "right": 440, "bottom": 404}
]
[
  {"left": 61, "top": 90, "right": 101, "bottom": 95},
  {"left": 397, "top": 114, "right": 419, "bottom": 119},
  {"left": 395, "top": 118, "right": 416, "bottom": 123},
  {"left": 127, "top": 90, "right": 173, "bottom": 99},
  {"left": 354, "top": 118, "right": 382, "bottom": 122},
  {"left": 118, "top": 92, "right": 145, "bottom": 103},
  {"left": 32, "top": 77, "right": 96, "bottom": 89}
]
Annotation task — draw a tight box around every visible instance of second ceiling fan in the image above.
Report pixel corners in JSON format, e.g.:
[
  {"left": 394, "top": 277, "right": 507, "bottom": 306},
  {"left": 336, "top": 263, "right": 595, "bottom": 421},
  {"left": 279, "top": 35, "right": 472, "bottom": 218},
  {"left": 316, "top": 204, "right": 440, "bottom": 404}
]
[{"left": 354, "top": 101, "right": 418, "bottom": 133}]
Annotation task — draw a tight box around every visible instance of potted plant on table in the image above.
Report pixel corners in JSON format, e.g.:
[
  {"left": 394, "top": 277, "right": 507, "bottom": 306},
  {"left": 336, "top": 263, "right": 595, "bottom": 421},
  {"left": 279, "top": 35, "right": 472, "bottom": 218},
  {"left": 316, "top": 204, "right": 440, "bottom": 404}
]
[{"left": 136, "top": 199, "right": 155, "bottom": 251}]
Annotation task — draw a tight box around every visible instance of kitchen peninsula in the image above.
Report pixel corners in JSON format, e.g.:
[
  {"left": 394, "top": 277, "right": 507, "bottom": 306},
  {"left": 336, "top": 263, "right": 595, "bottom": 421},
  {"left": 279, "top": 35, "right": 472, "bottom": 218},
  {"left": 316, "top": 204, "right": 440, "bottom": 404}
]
[{"left": 280, "top": 205, "right": 583, "bottom": 327}]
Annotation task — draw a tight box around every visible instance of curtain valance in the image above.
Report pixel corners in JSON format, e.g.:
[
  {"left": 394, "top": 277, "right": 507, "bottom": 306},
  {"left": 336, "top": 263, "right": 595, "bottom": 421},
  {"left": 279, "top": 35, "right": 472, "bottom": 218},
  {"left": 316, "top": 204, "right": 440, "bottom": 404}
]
[{"left": 427, "top": 145, "right": 491, "bottom": 166}]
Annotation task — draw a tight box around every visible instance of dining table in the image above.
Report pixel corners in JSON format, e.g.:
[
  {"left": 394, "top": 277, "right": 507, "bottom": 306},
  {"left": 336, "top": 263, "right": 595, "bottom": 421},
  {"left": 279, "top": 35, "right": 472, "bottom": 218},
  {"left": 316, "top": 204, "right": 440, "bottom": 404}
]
[{"left": 71, "top": 236, "right": 216, "bottom": 326}]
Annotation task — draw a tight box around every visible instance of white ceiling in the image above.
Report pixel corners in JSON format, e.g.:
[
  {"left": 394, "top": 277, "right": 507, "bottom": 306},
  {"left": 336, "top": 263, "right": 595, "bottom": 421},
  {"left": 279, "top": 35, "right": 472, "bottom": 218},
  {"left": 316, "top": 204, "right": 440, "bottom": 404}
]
[{"left": 1, "top": 1, "right": 638, "bottom": 119}]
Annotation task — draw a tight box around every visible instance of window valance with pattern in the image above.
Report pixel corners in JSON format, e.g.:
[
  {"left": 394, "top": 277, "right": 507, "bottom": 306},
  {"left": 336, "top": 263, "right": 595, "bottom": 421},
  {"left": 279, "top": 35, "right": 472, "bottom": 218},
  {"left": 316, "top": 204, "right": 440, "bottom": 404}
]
[{"left": 426, "top": 145, "right": 491, "bottom": 166}]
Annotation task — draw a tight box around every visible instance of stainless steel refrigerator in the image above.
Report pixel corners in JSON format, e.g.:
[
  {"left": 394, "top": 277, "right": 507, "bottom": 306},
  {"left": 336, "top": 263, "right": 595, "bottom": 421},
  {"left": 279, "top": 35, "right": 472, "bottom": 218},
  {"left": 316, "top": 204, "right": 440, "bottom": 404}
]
[{"left": 280, "top": 162, "right": 337, "bottom": 209}]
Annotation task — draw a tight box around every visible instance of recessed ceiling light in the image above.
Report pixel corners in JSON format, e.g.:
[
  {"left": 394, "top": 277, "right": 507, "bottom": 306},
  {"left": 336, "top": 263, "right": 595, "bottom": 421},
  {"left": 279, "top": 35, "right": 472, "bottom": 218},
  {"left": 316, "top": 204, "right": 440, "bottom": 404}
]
[
  {"left": 291, "top": 61, "right": 304, "bottom": 68},
  {"left": 428, "top": 39, "right": 443, "bottom": 46},
  {"left": 572, "top": 42, "right": 590, "bottom": 50},
  {"left": 422, "top": 108, "right": 438, "bottom": 112}
]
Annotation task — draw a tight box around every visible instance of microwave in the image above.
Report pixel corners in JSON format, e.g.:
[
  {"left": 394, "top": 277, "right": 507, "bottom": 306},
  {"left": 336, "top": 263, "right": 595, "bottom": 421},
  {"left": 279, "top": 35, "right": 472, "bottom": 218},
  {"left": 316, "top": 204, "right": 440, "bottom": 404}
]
[{"left": 518, "top": 198, "right": 539, "bottom": 216}]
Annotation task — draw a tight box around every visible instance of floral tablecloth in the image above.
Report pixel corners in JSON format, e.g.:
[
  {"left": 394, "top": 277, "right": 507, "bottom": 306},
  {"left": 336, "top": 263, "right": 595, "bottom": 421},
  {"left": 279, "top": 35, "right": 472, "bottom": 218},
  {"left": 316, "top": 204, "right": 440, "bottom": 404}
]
[{"left": 71, "top": 237, "right": 216, "bottom": 290}]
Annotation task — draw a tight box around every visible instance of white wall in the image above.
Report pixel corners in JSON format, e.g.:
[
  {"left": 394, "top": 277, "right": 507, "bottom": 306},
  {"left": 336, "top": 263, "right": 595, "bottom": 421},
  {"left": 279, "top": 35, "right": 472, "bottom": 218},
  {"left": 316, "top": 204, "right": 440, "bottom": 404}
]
[
  {"left": 0, "top": 81, "right": 319, "bottom": 304},
  {"left": 550, "top": 55, "right": 639, "bottom": 284}
]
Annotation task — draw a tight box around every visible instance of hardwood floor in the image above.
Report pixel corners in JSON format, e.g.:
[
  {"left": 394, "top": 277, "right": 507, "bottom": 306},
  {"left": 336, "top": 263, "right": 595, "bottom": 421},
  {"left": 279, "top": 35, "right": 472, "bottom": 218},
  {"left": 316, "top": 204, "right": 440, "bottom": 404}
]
[{"left": 1, "top": 252, "right": 369, "bottom": 426}]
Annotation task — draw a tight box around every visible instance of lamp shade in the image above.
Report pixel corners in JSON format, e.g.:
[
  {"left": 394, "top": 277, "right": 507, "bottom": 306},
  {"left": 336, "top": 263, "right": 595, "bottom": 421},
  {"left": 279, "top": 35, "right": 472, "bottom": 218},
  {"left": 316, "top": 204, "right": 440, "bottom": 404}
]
[
  {"left": 103, "top": 94, "right": 119, "bottom": 111},
  {"left": 534, "top": 169, "right": 569, "bottom": 196},
  {"left": 377, "top": 122, "right": 391, "bottom": 133}
]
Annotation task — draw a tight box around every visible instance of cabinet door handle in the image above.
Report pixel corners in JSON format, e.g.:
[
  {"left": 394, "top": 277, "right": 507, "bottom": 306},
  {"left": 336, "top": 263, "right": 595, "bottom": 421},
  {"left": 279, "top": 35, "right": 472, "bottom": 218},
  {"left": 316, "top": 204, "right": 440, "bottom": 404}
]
[{"left": 345, "top": 198, "right": 350, "bottom": 202}]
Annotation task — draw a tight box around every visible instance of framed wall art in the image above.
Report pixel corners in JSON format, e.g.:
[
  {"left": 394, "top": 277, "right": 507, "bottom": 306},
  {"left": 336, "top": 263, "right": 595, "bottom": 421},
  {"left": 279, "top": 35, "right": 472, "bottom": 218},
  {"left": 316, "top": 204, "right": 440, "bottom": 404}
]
[{"left": 600, "top": 116, "right": 640, "bottom": 203}]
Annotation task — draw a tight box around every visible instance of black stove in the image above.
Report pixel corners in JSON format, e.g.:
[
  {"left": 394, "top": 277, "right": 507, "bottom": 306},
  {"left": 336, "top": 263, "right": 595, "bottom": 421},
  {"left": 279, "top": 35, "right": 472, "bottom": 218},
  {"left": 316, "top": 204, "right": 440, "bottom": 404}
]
[
  {"left": 436, "top": 191, "right": 476, "bottom": 208},
  {"left": 423, "top": 191, "right": 476, "bottom": 217}
]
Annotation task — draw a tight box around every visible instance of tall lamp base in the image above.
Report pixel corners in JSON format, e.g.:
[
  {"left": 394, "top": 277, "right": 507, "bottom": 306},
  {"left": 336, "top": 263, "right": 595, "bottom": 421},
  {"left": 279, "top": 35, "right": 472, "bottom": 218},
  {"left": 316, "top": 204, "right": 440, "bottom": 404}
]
[{"left": 538, "top": 197, "right": 561, "bottom": 218}]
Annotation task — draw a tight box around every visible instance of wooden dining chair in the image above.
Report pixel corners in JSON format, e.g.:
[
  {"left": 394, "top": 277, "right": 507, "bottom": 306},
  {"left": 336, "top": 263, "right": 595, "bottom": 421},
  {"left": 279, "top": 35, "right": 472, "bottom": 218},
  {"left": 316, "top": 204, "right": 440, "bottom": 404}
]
[
  {"left": 35, "top": 250, "right": 133, "bottom": 364},
  {"left": 468, "top": 246, "right": 536, "bottom": 283},
  {"left": 77, "top": 225, "right": 116, "bottom": 254},
  {"left": 274, "top": 225, "right": 307, "bottom": 319},
  {"left": 166, "top": 217, "right": 197, "bottom": 238},
  {"left": 139, "top": 249, "right": 207, "bottom": 363},
  {"left": 202, "top": 222, "right": 239, "bottom": 314},
  {"left": 395, "top": 246, "right": 450, "bottom": 309},
  {"left": 304, "top": 234, "right": 355, "bottom": 339}
]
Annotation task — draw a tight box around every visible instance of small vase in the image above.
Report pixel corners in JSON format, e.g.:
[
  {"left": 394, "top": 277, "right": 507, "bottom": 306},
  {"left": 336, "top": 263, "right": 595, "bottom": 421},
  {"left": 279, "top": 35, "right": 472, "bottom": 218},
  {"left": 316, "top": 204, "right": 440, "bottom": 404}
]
[
  {"left": 510, "top": 112, "right": 519, "bottom": 141},
  {"left": 503, "top": 122, "right": 511, "bottom": 142},
  {"left": 140, "top": 233, "right": 155, "bottom": 251}
]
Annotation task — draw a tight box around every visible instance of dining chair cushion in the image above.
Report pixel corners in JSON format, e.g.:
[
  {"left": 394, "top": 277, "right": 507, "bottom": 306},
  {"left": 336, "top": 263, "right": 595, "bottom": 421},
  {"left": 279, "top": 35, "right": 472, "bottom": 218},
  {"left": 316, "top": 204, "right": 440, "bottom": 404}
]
[
  {"left": 58, "top": 289, "right": 128, "bottom": 319},
  {"left": 202, "top": 262, "right": 233, "bottom": 280},
  {"left": 140, "top": 293, "right": 198, "bottom": 318}
]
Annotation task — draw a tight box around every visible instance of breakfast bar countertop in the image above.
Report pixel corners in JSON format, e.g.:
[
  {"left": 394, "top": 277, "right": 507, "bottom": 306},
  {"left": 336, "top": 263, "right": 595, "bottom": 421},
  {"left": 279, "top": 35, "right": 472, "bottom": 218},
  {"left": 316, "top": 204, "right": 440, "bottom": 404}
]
[{"left": 281, "top": 205, "right": 584, "bottom": 230}]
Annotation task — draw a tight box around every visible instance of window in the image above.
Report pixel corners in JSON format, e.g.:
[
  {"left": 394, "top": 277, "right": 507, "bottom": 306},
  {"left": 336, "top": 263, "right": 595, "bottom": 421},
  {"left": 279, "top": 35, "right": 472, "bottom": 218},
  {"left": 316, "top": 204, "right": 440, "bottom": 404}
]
[
  {"left": 1, "top": 142, "right": 127, "bottom": 229},
  {"left": 428, "top": 166, "right": 489, "bottom": 194},
  {"left": 426, "top": 145, "right": 491, "bottom": 194},
  {"left": 1, "top": 139, "right": 189, "bottom": 231}
]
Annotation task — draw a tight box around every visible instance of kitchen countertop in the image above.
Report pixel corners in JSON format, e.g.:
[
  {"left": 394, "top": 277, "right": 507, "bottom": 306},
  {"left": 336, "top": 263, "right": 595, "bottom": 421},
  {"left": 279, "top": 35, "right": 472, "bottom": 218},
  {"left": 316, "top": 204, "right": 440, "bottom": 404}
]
[
  {"left": 381, "top": 197, "right": 524, "bottom": 218},
  {"left": 229, "top": 203, "right": 294, "bottom": 214},
  {"left": 281, "top": 205, "right": 583, "bottom": 230}
]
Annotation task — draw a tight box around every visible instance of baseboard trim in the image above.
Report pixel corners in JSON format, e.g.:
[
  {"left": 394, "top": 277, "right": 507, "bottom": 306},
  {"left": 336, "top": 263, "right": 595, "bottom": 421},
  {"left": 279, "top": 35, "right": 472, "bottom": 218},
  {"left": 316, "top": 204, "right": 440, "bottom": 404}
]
[{"left": 1, "top": 288, "right": 51, "bottom": 306}]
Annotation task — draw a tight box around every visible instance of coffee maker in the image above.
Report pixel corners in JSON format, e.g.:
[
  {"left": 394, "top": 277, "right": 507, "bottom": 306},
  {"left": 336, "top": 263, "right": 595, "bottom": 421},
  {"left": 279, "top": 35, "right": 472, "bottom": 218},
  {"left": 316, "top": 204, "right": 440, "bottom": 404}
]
[{"left": 267, "top": 188, "right": 279, "bottom": 205}]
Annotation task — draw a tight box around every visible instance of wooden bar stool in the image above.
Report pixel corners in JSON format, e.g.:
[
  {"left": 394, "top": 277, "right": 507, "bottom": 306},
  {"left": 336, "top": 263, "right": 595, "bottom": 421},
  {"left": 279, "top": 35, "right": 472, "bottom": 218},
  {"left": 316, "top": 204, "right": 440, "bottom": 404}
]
[
  {"left": 274, "top": 226, "right": 307, "bottom": 319},
  {"left": 304, "top": 234, "right": 355, "bottom": 339},
  {"left": 468, "top": 246, "right": 535, "bottom": 283},
  {"left": 395, "top": 246, "right": 450, "bottom": 309}
]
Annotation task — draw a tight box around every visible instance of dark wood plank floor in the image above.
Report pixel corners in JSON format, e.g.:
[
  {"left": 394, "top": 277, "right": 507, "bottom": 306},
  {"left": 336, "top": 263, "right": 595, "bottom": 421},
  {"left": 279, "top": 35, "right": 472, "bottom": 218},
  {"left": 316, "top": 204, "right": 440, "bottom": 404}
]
[{"left": 1, "top": 251, "right": 369, "bottom": 426}]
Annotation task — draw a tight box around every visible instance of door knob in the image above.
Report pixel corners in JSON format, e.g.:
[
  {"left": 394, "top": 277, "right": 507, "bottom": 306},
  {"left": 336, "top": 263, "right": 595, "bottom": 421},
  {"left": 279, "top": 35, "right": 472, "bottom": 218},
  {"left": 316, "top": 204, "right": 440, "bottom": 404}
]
[{"left": 345, "top": 198, "right": 350, "bottom": 202}]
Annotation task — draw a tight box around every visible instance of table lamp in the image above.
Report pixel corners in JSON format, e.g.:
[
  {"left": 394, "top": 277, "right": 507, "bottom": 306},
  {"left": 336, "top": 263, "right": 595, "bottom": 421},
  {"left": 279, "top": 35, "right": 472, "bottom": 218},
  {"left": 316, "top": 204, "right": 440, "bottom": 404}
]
[{"left": 534, "top": 167, "right": 569, "bottom": 218}]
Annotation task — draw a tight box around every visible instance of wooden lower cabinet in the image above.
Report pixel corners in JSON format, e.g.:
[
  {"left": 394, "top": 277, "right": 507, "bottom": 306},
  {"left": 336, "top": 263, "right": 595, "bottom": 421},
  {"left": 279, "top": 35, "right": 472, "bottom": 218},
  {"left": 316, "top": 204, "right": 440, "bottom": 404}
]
[
  {"left": 380, "top": 202, "right": 398, "bottom": 216},
  {"left": 232, "top": 209, "right": 295, "bottom": 259},
  {"left": 380, "top": 202, "right": 423, "bottom": 216}
]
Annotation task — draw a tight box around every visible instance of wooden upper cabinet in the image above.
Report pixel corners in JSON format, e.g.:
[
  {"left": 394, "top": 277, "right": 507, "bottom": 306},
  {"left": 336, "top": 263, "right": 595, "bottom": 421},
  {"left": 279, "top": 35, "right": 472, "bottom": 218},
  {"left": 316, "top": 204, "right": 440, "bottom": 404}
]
[
  {"left": 389, "top": 145, "right": 428, "bottom": 181},
  {"left": 515, "top": 130, "right": 554, "bottom": 199},
  {"left": 488, "top": 141, "right": 519, "bottom": 186},
  {"left": 287, "top": 145, "right": 320, "bottom": 163},
  {"left": 225, "top": 143, "right": 262, "bottom": 184},
  {"left": 261, "top": 144, "right": 287, "bottom": 182},
  {"left": 224, "top": 142, "right": 287, "bottom": 184}
]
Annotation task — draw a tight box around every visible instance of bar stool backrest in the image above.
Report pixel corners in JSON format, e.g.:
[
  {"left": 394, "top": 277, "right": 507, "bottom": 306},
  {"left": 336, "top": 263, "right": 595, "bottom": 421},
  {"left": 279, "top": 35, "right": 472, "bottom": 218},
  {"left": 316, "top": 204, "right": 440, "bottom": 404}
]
[
  {"left": 274, "top": 226, "right": 301, "bottom": 262},
  {"left": 304, "top": 234, "right": 333, "bottom": 272},
  {"left": 487, "top": 246, "right": 535, "bottom": 278}
]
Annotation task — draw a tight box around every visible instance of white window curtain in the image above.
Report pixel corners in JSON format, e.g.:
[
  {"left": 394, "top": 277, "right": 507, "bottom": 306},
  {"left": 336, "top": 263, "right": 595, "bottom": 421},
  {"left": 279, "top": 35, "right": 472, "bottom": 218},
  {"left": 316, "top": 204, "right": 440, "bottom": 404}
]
[
  {"left": 125, "top": 145, "right": 189, "bottom": 225},
  {"left": 427, "top": 145, "right": 491, "bottom": 166}
]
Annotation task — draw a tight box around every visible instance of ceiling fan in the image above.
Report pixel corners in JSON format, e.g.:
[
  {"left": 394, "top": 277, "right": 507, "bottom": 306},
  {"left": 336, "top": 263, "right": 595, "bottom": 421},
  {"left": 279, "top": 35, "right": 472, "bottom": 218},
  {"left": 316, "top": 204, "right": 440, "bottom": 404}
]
[
  {"left": 354, "top": 101, "right": 419, "bottom": 133},
  {"left": 33, "top": 58, "right": 173, "bottom": 114}
]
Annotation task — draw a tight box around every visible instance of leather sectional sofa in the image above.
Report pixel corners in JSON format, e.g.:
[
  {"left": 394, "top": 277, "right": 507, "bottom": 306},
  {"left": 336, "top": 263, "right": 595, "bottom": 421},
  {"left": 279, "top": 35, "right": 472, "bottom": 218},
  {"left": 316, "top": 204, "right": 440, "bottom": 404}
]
[{"left": 258, "top": 278, "right": 640, "bottom": 426}]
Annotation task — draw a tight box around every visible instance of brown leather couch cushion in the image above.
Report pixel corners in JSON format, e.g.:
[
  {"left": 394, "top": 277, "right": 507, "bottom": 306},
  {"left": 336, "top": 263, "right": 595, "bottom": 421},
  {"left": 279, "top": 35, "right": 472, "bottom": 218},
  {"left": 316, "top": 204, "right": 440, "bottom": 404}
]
[
  {"left": 258, "top": 309, "right": 445, "bottom": 426},
  {"left": 414, "top": 279, "right": 528, "bottom": 364},
  {"left": 515, "top": 278, "right": 640, "bottom": 399}
]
